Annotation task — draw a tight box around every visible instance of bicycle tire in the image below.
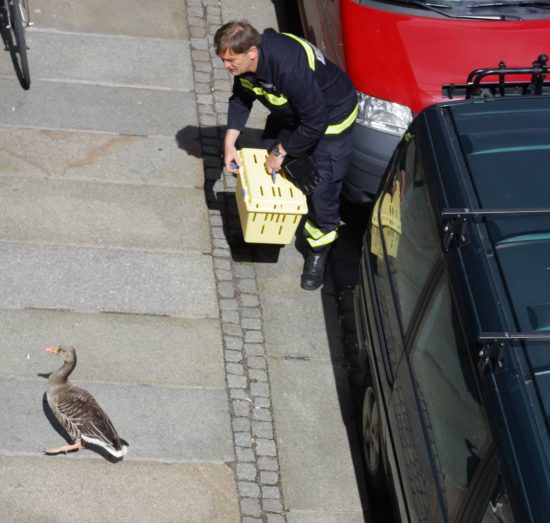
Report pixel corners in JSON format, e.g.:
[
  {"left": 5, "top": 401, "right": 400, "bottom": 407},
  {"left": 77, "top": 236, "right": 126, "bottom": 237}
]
[{"left": 8, "top": 0, "right": 30, "bottom": 90}]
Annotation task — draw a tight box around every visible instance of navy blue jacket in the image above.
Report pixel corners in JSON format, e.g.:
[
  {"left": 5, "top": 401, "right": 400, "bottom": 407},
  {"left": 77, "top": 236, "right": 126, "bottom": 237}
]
[{"left": 227, "top": 31, "right": 358, "bottom": 156}]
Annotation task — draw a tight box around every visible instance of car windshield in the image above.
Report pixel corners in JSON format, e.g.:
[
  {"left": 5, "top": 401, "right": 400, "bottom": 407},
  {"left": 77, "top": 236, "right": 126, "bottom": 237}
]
[
  {"left": 368, "top": 0, "right": 550, "bottom": 17},
  {"left": 398, "top": 0, "right": 550, "bottom": 6},
  {"left": 446, "top": 0, "right": 549, "bottom": 4}
]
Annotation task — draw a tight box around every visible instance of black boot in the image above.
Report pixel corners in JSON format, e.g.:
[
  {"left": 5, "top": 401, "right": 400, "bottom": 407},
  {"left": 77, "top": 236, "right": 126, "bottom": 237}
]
[{"left": 301, "top": 248, "right": 330, "bottom": 290}]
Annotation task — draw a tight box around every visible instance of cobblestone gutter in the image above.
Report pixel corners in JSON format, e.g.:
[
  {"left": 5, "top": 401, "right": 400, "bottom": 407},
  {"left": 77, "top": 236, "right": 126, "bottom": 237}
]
[{"left": 185, "top": 1, "right": 287, "bottom": 521}]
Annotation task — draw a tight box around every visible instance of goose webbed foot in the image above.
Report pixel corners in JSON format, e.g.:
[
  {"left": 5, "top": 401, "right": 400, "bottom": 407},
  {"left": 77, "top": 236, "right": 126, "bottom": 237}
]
[{"left": 44, "top": 441, "right": 85, "bottom": 455}]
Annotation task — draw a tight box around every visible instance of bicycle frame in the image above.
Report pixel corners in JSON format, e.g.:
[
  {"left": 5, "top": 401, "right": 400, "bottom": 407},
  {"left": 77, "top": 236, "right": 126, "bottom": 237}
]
[{"left": 2, "top": 0, "right": 30, "bottom": 28}]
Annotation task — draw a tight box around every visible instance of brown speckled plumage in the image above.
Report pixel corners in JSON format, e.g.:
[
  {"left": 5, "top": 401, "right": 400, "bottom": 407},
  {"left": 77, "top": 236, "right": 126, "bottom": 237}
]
[{"left": 44, "top": 345, "right": 128, "bottom": 458}]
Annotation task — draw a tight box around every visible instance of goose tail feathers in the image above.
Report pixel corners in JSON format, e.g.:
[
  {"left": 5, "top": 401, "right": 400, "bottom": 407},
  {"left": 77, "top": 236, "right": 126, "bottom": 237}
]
[{"left": 81, "top": 435, "right": 129, "bottom": 458}]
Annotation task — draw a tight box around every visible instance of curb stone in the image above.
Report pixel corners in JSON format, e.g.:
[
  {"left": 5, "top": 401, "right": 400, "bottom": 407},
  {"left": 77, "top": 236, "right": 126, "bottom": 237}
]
[{"left": 184, "top": 1, "right": 287, "bottom": 521}]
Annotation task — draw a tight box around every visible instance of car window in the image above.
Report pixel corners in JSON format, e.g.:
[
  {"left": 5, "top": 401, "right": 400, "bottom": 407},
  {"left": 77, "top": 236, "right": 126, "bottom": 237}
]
[
  {"left": 410, "top": 272, "right": 492, "bottom": 519},
  {"left": 481, "top": 475, "right": 516, "bottom": 523},
  {"left": 373, "top": 131, "right": 440, "bottom": 333}
]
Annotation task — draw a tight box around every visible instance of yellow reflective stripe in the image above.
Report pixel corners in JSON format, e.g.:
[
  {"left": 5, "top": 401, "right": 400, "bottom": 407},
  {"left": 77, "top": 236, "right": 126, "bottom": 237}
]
[
  {"left": 239, "top": 78, "right": 288, "bottom": 106},
  {"left": 325, "top": 104, "right": 358, "bottom": 135},
  {"left": 304, "top": 220, "right": 339, "bottom": 247},
  {"left": 304, "top": 220, "right": 323, "bottom": 240},
  {"left": 264, "top": 92, "right": 288, "bottom": 106},
  {"left": 282, "top": 33, "right": 316, "bottom": 71},
  {"left": 307, "top": 229, "right": 339, "bottom": 248},
  {"left": 240, "top": 78, "right": 254, "bottom": 89}
]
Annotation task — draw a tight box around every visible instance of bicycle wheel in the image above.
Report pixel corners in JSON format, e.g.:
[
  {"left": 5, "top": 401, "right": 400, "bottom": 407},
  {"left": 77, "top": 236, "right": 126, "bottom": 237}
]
[{"left": 8, "top": 0, "right": 30, "bottom": 90}]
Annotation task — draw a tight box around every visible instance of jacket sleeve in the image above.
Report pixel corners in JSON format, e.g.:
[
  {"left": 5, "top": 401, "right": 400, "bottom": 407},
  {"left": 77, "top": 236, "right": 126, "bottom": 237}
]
[
  {"left": 227, "top": 78, "right": 255, "bottom": 132},
  {"left": 277, "top": 67, "right": 328, "bottom": 156}
]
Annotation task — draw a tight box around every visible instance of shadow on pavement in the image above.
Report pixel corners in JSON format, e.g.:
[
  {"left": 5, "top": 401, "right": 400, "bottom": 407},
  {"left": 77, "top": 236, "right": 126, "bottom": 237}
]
[{"left": 176, "top": 124, "right": 288, "bottom": 264}]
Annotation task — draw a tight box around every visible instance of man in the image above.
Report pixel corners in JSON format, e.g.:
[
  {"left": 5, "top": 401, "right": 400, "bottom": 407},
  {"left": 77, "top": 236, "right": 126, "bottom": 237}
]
[{"left": 214, "top": 21, "right": 357, "bottom": 290}]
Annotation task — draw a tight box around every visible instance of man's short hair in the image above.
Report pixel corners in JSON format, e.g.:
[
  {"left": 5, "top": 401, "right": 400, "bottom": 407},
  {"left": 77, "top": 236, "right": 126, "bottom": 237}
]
[{"left": 214, "top": 21, "right": 261, "bottom": 55}]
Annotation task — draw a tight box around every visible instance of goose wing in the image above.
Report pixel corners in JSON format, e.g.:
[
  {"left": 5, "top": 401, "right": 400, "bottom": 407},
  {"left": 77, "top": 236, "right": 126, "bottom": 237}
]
[{"left": 54, "top": 385, "right": 122, "bottom": 448}]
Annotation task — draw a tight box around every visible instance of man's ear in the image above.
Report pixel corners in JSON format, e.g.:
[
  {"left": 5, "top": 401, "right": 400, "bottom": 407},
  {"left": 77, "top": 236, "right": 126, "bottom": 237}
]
[{"left": 248, "top": 46, "right": 258, "bottom": 61}]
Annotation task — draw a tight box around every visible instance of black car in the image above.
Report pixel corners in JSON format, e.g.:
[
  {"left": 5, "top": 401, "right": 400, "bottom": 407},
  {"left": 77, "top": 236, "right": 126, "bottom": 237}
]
[{"left": 353, "top": 63, "right": 550, "bottom": 522}]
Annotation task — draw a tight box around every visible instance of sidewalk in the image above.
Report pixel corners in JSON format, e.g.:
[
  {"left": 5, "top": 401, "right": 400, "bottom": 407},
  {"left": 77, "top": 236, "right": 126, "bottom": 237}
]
[
  {"left": 214, "top": 3, "right": 366, "bottom": 519},
  {"left": 0, "top": 0, "right": 366, "bottom": 521}
]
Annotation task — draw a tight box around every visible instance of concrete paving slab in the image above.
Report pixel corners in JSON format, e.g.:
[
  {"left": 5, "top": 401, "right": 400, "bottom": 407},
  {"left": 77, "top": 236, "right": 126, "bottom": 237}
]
[
  {"left": 0, "top": 456, "right": 239, "bottom": 522},
  {"left": 269, "top": 358, "right": 363, "bottom": 515},
  {"left": 0, "top": 309, "right": 225, "bottom": 388},
  {"left": 246, "top": 101, "right": 270, "bottom": 130},
  {"left": 0, "top": 176, "right": 210, "bottom": 252},
  {"left": 0, "top": 242, "right": 218, "bottom": 318},
  {"left": 222, "top": 1, "right": 278, "bottom": 33},
  {"left": 0, "top": 79, "right": 197, "bottom": 136},
  {"left": 7, "top": 31, "right": 194, "bottom": 90},
  {"left": 257, "top": 245, "right": 337, "bottom": 360},
  {"left": 29, "top": 0, "right": 189, "bottom": 40},
  {"left": 1, "top": 379, "right": 234, "bottom": 462},
  {"left": 287, "top": 511, "right": 366, "bottom": 523},
  {"left": 0, "top": 128, "right": 203, "bottom": 186}
]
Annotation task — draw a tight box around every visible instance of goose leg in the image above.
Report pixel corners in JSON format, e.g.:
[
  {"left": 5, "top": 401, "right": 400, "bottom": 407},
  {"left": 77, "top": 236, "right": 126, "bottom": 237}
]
[{"left": 44, "top": 441, "right": 85, "bottom": 454}]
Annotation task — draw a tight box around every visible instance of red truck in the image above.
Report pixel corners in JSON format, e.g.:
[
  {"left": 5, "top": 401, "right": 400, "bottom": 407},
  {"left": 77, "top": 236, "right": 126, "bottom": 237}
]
[{"left": 297, "top": 0, "right": 550, "bottom": 204}]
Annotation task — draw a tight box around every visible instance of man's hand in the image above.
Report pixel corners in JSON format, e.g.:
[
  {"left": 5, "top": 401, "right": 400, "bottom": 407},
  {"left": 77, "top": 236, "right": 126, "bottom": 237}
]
[
  {"left": 224, "top": 129, "right": 241, "bottom": 174},
  {"left": 225, "top": 147, "right": 240, "bottom": 174},
  {"left": 266, "top": 143, "right": 286, "bottom": 174}
]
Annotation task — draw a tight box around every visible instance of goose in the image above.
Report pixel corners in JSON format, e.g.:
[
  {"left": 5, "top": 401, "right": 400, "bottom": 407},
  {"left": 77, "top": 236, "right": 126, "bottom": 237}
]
[{"left": 43, "top": 345, "right": 129, "bottom": 459}]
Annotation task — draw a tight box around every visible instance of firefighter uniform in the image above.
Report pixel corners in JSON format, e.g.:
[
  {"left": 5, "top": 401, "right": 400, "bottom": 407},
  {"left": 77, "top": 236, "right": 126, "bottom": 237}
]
[{"left": 227, "top": 31, "right": 358, "bottom": 251}]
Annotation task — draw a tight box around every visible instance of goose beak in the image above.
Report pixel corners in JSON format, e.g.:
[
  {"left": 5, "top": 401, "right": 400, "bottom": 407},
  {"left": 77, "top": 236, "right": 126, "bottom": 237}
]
[{"left": 44, "top": 346, "right": 61, "bottom": 355}]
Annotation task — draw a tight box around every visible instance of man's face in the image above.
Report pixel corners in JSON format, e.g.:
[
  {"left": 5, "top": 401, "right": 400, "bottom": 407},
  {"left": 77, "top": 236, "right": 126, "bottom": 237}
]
[{"left": 219, "top": 47, "right": 257, "bottom": 76}]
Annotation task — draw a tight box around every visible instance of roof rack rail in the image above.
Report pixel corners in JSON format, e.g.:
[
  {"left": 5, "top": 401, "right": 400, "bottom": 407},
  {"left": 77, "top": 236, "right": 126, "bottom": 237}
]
[
  {"left": 442, "top": 54, "right": 550, "bottom": 99},
  {"left": 442, "top": 208, "right": 550, "bottom": 218},
  {"left": 477, "top": 332, "right": 550, "bottom": 374},
  {"left": 479, "top": 332, "right": 550, "bottom": 342},
  {"left": 441, "top": 207, "right": 550, "bottom": 248}
]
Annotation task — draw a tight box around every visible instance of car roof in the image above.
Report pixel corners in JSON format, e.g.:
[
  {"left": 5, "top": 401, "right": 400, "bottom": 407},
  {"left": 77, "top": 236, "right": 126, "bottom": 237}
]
[{"left": 443, "top": 96, "right": 550, "bottom": 430}]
